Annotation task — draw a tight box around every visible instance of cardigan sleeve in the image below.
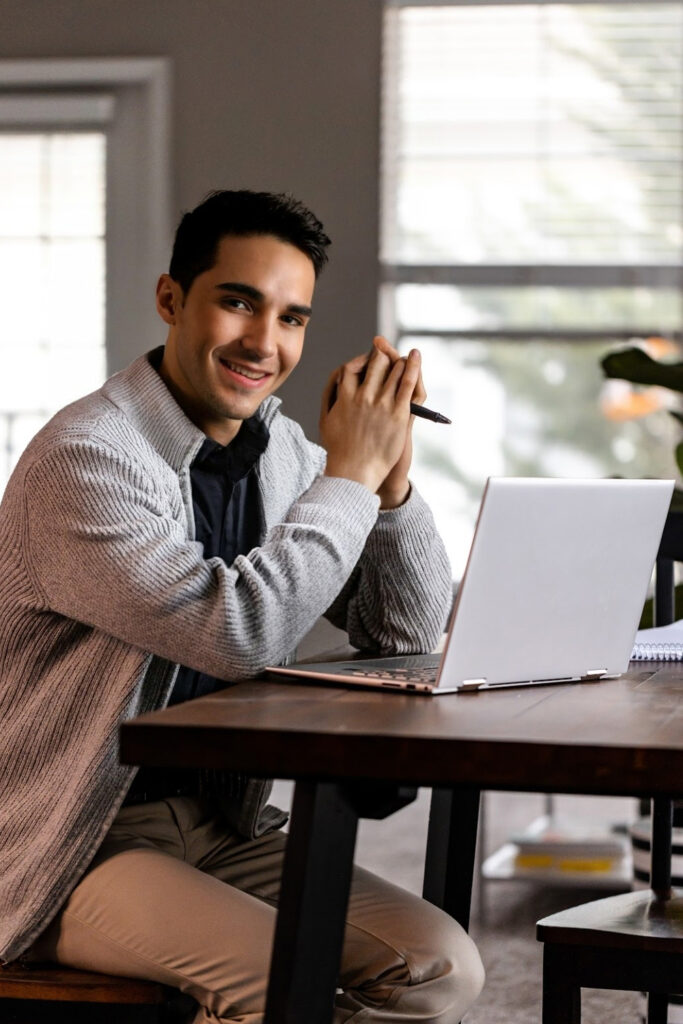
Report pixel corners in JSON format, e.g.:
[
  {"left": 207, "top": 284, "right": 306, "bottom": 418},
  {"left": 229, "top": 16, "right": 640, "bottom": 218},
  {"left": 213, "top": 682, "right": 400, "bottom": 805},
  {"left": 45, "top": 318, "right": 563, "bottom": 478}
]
[
  {"left": 324, "top": 483, "right": 453, "bottom": 654},
  {"left": 263, "top": 416, "right": 453, "bottom": 656},
  {"left": 22, "top": 439, "right": 381, "bottom": 679}
]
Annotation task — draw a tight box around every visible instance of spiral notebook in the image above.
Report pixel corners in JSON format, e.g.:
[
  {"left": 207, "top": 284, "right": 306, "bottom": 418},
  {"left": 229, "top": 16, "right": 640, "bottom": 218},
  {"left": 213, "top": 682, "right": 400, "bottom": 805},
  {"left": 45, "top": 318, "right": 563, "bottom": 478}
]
[{"left": 631, "top": 620, "right": 683, "bottom": 661}]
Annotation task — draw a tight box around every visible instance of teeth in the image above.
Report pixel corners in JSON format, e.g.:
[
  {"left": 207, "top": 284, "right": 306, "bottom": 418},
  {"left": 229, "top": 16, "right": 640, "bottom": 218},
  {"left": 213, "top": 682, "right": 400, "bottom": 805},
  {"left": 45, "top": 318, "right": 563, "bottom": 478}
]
[{"left": 223, "top": 360, "right": 266, "bottom": 381}]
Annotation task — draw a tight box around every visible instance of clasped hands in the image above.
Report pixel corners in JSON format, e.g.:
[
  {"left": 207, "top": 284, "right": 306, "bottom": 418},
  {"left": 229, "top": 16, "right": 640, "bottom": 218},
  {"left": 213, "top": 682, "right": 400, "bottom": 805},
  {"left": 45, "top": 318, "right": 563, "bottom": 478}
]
[{"left": 320, "top": 335, "right": 425, "bottom": 510}]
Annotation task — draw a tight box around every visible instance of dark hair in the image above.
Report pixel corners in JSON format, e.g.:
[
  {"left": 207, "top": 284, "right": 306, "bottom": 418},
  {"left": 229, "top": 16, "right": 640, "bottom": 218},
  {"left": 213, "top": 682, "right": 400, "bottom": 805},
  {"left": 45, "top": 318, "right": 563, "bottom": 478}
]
[{"left": 168, "top": 189, "right": 331, "bottom": 293}]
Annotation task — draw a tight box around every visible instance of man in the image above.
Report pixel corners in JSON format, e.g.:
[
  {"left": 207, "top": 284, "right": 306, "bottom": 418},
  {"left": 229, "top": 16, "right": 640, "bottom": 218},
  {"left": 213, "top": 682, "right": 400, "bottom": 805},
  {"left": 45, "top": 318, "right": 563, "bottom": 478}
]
[{"left": 0, "top": 190, "right": 484, "bottom": 1022}]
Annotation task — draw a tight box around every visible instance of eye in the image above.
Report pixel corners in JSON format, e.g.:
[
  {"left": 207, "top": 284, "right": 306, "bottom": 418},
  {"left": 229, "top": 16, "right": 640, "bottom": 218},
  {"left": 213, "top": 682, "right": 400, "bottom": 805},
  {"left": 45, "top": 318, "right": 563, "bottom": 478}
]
[
  {"left": 280, "top": 314, "right": 305, "bottom": 327},
  {"left": 222, "top": 296, "right": 250, "bottom": 311}
]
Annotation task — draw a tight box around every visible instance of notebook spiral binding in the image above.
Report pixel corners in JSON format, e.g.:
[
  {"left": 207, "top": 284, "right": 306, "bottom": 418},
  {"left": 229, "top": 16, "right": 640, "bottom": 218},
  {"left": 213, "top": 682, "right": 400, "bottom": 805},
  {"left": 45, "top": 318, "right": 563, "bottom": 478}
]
[{"left": 631, "top": 643, "right": 683, "bottom": 661}]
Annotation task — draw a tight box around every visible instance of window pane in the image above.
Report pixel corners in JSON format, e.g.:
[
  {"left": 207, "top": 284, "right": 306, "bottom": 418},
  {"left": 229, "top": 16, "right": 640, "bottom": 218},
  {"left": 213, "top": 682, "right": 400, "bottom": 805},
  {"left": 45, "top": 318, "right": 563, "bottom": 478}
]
[
  {"left": 384, "top": 3, "right": 683, "bottom": 265},
  {"left": 396, "top": 283, "right": 683, "bottom": 334},
  {"left": 47, "top": 134, "right": 106, "bottom": 237},
  {"left": 403, "top": 335, "right": 680, "bottom": 575},
  {"left": 0, "top": 132, "right": 106, "bottom": 494},
  {"left": 0, "top": 136, "right": 42, "bottom": 237}
]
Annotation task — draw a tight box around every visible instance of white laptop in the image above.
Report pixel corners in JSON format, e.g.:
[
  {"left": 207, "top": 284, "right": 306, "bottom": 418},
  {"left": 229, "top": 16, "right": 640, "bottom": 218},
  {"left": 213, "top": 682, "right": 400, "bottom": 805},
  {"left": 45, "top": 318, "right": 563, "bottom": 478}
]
[{"left": 267, "top": 477, "right": 674, "bottom": 694}]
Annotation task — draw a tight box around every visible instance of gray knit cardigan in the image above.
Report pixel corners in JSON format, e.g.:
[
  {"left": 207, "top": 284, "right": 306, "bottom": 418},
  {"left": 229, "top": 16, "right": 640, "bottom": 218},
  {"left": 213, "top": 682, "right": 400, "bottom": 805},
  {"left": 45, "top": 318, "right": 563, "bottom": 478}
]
[{"left": 0, "top": 348, "right": 452, "bottom": 963}]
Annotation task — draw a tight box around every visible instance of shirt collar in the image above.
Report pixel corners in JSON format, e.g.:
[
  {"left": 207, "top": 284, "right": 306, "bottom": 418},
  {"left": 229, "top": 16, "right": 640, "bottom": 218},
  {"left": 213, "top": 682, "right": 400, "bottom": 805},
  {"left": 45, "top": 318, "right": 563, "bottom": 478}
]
[
  {"left": 192, "top": 416, "right": 270, "bottom": 478},
  {"left": 100, "top": 346, "right": 280, "bottom": 473}
]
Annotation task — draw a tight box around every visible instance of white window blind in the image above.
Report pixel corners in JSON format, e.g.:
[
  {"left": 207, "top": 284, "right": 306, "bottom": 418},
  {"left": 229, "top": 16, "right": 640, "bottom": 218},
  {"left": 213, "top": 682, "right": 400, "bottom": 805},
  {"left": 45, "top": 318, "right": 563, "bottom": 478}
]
[
  {"left": 381, "top": 2, "right": 683, "bottom": 572},
  {"left": 0, "top": 95, "right": 109, "bottom": 492},
  {"left": 383, "top": 1, "right": 683, "bottom": 273}
]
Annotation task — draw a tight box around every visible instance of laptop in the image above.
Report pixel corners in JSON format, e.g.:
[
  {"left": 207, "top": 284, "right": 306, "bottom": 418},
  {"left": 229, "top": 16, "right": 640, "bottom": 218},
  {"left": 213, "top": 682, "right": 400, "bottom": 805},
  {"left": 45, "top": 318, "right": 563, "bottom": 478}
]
[{"left": 267, "top": 477, "right": 674, "bottom": 695}]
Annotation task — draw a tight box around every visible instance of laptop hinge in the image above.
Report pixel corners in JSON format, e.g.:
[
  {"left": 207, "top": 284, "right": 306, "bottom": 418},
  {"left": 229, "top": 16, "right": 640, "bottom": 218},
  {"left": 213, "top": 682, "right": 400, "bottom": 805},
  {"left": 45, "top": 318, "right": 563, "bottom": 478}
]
[
  {"left": 581, "top": 669, "right": 608, "bottom": 682},
  {"left": 460, "top": 677, "right": 487, "bottom": 691}
]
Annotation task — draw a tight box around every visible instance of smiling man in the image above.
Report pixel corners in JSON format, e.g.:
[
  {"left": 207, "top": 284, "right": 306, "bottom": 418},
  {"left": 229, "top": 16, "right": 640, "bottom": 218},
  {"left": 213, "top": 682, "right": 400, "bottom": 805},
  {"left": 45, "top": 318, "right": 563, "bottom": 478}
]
[
  {"left": 0, "top": 190, "right": 483, "bottom": 1023},
  {"left": 157, "top": 233, "right": 314, "bottom": 444}
]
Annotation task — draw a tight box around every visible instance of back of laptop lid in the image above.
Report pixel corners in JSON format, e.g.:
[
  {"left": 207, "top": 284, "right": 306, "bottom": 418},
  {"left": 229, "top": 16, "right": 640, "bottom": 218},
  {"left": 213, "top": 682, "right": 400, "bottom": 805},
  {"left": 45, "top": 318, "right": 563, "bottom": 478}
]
[{"left": 438, "top": 477, "right": 673, "bottom": 690}]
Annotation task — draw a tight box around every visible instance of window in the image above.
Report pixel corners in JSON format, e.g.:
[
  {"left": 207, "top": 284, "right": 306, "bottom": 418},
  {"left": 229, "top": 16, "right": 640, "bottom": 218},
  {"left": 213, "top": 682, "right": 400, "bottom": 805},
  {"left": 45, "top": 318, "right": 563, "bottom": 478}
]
[
  {"left": 381, "top": 2, "right": 683, "bottom": 572},
  {"left": 0, "top": 112, "right": 107, "bottom": 488},
  {"left": 0, "top": 60, "right": 170, "bottom": 494}
]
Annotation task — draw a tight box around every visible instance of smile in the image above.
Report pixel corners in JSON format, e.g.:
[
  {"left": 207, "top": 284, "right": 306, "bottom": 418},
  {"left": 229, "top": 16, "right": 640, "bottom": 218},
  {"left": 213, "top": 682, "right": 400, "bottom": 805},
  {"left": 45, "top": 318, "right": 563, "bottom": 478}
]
[{"left": 219, "top": 359, "right": 270, "bottom": 382}]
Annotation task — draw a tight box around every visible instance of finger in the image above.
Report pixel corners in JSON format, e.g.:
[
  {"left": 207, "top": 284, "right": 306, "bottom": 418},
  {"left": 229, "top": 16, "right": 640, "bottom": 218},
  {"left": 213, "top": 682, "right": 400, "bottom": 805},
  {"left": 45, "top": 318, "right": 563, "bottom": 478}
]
[
  {"left": 395, "top": 349, "right": 422, "bottom": 408},
  {"left": 320, "top": 367, "right": 342, "bottom": 418},
  {"left": 375, "top": 336, "right": 424, "bottom": 404},
  {"left": 411, "top": 352, "right": 427, "bottom": 406},
  {"left": 373, "top": 335, "right": 401, "bottom": 364},
  {"left": 346, "top": 352, "right": 371, "bottom": 375},
  {"left": 381, "top": 355, "right": 410, "bottom": 403},
  {"left": 336, "top": 352, "right": 370, "bottom": 394},
  {"left": 361, "top": 343, "right": 393, "bottom": 399}
]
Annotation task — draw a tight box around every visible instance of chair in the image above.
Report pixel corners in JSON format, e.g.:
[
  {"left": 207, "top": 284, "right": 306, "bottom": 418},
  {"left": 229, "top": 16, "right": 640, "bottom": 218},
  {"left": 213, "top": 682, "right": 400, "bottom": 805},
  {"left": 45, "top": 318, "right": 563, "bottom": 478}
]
[
  {"left": 0, "top": 959, "right": 175, "bottom": 1022},
  {"left": 536, "top": 509, "right": 683, "bottom": 1024}
]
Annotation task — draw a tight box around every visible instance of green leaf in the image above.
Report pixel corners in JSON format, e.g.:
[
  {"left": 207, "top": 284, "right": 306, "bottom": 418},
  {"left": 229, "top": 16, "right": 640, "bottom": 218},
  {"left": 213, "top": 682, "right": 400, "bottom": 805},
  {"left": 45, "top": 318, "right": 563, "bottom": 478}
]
[
  {"left": 676, "top": 443, "right": 683, "bottom": 477},
  {"left": 601, "top": 348, "right": 683, "bottom": 393}
]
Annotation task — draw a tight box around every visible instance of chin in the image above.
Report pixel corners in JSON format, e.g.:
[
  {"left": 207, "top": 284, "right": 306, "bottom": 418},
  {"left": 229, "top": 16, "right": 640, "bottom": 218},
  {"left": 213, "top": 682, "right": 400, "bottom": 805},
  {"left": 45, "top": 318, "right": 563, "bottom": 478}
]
[{"left": 217, "top": 397, "right": 264, "bottom": 421}]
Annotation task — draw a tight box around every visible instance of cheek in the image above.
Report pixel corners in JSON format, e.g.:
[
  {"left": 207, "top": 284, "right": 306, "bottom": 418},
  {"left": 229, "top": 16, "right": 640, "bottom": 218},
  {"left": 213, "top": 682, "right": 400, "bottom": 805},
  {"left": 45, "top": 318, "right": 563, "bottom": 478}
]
[{"left": 280, "top": 337, "right": 305, "bottom": 376}]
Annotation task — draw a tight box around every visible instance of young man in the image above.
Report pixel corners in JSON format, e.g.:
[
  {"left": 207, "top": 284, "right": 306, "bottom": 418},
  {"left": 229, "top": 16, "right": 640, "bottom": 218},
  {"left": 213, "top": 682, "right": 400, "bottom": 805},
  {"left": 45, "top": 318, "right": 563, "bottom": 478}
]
[{"left": 0, "top": 191, "right": 484, "bottom": 1022}]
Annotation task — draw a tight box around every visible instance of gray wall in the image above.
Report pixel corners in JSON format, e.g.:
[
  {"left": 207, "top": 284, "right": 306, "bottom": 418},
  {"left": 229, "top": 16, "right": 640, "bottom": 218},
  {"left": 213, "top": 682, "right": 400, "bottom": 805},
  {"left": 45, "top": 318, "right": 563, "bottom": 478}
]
[{"left": 0, "top": 0, "right": 383, "bottom": 438}]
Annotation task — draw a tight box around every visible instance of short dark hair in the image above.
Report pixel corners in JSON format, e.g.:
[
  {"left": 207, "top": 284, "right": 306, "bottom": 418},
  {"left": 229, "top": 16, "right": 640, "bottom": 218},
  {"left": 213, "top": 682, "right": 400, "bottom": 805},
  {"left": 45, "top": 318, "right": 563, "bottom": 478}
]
[{"left": 168, "top": 189, "right": 331, "bottom": 293}]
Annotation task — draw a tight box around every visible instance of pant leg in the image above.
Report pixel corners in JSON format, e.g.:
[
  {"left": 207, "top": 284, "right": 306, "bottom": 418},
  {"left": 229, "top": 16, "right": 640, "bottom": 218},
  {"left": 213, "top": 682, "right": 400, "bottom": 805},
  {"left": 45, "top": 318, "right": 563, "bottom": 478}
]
[
  {"left": 31, "top": 802, "right": 274, "bottom": 1024},
  {"left": 32, "top": 796, "right": 483, "bottom": 1024},
  {"left": 190, "top": 797, "right": 485, "bottom": 1023}
]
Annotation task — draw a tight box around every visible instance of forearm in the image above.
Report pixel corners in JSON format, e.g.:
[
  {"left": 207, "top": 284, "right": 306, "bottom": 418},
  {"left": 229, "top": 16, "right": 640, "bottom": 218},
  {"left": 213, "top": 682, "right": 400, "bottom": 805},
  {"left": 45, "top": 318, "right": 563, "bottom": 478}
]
[
  {"left": 24, "top": 446, "right": 381, "bottom": 680},
  {"left": 325, "top": 483, "right": 453, "bottom": 654}
]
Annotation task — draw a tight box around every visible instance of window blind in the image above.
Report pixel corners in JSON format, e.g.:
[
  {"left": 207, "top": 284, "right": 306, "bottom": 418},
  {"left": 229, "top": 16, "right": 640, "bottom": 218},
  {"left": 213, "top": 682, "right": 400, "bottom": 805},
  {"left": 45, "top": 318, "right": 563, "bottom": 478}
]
[{"left": 382, "top": 2, "right": 683, "bottom": 270}]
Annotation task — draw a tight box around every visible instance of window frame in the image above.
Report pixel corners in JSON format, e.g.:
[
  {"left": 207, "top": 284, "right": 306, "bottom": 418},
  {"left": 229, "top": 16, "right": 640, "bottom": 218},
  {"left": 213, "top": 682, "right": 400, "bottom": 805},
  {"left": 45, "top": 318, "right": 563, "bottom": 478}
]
[{"left": 0, "top": 58, "right": 171, "bottom": 374}]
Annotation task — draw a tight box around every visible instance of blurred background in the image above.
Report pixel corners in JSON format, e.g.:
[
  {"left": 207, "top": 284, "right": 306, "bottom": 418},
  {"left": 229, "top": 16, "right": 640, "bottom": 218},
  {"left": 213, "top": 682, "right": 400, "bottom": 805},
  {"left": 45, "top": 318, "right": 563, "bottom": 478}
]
[{"left": 1, "top": 0, "right": 682, "bottom": 579}]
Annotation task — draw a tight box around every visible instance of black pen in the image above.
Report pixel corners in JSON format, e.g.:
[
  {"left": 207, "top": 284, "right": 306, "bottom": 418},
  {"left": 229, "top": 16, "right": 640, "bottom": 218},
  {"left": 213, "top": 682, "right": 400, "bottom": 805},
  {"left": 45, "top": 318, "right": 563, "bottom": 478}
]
[{"left": 410, "top": 403, "right": 451, "bottom": 424}]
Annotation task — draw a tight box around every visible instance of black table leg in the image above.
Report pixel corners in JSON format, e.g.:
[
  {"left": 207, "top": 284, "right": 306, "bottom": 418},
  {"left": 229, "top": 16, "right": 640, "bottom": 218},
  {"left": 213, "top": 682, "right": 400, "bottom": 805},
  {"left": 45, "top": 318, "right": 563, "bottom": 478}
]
[
  {"left": 264, "top": 779, "right": 418, "bottom": 1024},
  {"left": 264, "top": 779, "right": 360, "bottom": 1024},
  {"left": 422, "top": 787, "right": 481, "bottom": 931}
]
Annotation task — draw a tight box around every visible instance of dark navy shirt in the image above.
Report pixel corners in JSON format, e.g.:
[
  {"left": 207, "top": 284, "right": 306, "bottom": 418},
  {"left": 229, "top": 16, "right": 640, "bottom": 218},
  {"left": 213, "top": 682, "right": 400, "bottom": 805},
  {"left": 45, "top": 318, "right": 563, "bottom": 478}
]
[
  {"left": 168, "top": 416, "right": 269, "bottom": 706},
  {"left": 126, "top": 415, "right": 269, "bottom": 803}
]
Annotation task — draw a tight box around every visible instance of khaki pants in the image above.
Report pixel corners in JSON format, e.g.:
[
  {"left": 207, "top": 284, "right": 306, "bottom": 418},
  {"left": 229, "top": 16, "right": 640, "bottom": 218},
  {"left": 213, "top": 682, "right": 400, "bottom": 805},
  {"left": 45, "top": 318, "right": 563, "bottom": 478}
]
[{"left": 32, "top": 796, "right": 484, "bottom": 1023}]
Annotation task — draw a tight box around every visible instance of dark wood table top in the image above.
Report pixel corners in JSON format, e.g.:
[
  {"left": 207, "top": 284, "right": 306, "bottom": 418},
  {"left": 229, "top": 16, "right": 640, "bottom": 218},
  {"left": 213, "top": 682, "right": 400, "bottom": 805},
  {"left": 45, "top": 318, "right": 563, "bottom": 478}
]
[{"left": 120, "top": 663, "right": 683, "bottom": 798}]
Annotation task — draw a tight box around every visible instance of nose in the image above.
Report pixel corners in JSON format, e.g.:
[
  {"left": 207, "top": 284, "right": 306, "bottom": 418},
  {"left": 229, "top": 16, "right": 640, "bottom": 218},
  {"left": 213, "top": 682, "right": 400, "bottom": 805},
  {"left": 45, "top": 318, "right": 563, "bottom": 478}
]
[{"left": 241, "top": 314, "right": 278, "bottom": 359}]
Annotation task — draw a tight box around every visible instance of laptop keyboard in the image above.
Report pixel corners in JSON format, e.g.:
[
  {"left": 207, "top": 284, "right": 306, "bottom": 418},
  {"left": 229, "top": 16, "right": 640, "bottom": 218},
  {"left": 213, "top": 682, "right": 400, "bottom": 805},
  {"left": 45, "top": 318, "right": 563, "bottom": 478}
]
[{"left": 349, "top": 665, "right": 439, "bottom": 685}]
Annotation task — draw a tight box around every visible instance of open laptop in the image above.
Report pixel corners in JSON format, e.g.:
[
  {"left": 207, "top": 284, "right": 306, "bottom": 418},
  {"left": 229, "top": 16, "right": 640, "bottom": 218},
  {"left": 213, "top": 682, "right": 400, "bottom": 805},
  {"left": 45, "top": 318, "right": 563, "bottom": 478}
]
[{"left": 267, "top": 477, "right": 674, "bottom": 694}]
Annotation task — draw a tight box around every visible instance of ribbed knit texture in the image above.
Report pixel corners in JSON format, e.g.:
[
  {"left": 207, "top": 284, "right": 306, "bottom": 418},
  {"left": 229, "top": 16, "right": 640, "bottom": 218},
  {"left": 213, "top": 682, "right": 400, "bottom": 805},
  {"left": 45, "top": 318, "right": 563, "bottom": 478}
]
[{"left": 0, "top": 348, "right": 452, "bottom": 963}]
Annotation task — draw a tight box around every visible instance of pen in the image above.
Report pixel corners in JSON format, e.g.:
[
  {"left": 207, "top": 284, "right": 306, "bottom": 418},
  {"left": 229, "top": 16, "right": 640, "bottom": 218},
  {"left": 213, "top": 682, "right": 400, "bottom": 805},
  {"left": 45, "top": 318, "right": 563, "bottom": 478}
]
[{"left": 410, "top": 403, "right": 451, "bottom": 424}]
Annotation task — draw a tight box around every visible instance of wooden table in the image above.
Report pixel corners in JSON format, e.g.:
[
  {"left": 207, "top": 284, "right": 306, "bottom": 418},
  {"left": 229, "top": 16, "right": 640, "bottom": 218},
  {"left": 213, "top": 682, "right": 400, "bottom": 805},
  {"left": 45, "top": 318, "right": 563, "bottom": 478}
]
[{"left": 120, "top": 663, "right": 683, "bottom": 1024}]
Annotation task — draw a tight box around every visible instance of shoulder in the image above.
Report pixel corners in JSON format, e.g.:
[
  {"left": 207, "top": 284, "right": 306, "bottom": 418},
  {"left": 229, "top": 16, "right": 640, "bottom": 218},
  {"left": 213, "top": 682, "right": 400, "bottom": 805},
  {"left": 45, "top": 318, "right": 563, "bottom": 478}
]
[
  {"left": 9, "top": 390, "right": 175, "bottom": 511},
  {"left": 23, "top": 394, "right": 155, "bottom": 468}
]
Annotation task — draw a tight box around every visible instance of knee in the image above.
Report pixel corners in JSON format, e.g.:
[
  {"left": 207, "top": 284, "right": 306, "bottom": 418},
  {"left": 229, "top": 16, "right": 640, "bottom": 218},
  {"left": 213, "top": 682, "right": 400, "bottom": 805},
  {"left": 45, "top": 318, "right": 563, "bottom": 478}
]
[
  {"left": 439, "top": 920, "right": 485, "bottom": 1018},
  {"left": 407, "top": 909, "right": 485, "bottom": 1022}
]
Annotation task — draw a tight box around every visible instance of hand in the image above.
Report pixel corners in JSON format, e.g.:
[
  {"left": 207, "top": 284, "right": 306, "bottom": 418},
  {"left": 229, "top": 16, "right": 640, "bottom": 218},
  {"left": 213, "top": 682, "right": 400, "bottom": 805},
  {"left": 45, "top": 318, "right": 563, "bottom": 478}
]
[
  {"left": 319, "top": 336, "right": 423, "bottom": 506},
  {"left": 374, "top": 337, "right": 425, "bottom": 508}
]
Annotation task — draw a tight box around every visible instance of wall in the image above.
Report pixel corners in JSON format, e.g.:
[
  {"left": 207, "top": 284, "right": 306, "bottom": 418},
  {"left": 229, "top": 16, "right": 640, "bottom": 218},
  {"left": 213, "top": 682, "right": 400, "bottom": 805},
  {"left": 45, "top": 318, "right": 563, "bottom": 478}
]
[{"left": 0, "top": 0, "right": 383, "bottom": 438}]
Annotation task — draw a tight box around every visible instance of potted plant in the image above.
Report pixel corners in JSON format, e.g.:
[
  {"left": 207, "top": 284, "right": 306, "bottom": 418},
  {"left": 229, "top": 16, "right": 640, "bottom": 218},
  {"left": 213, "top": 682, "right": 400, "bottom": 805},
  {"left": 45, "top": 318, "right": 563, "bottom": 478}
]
[{"left": 602, "top": 343, "right": 683, "bottom": 623}]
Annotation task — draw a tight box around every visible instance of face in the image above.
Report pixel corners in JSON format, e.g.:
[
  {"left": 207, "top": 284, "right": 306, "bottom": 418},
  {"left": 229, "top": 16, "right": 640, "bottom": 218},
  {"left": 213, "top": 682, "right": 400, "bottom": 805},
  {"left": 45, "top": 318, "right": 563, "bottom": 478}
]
[{"left": 157, "top": 233, "right": 315, "bottom": 445}]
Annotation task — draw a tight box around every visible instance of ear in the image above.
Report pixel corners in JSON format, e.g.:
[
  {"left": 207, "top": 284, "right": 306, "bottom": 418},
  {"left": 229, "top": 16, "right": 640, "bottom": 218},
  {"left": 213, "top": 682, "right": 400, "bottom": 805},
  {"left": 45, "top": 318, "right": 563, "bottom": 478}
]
[{"left": 156, "top": 274, "right": 182, "bottom": 326}]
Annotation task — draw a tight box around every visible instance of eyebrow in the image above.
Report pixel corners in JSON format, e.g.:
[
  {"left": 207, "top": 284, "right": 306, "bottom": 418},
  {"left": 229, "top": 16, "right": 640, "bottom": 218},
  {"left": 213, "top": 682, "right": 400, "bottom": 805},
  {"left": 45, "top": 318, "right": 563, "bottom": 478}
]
[{"left": 215, "top": 281, "right": 312, "bottom": 319}]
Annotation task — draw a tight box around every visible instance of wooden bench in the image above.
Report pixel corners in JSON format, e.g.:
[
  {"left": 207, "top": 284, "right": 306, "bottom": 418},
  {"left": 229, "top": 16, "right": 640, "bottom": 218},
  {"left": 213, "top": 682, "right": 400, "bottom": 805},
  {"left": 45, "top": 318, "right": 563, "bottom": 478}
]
[{"left": 0, "top": 960, "right": 174, "bottom": 1021}]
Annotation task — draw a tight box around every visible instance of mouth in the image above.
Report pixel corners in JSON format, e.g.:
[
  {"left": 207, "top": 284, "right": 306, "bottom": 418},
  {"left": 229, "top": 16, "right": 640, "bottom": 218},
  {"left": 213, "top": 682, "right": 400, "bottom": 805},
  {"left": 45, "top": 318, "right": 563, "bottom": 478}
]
[{"left": 218, "top": 357, "right": 272, "bottom": 388}]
